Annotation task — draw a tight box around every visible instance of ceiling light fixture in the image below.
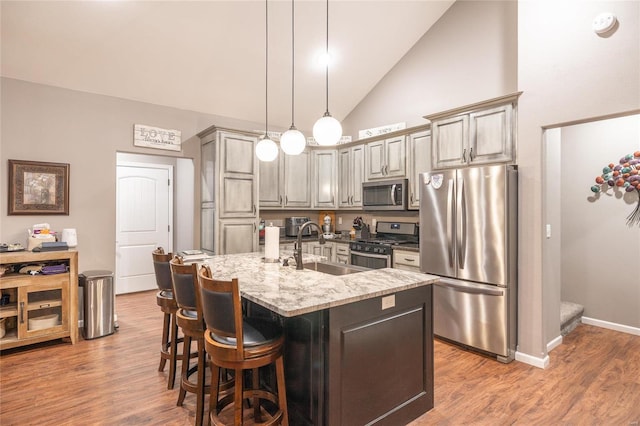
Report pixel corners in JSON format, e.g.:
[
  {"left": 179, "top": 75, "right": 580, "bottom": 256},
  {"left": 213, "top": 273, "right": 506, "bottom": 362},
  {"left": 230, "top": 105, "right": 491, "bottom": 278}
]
[
  {"left": 256, "top": 0, "right": 278, "bottom": 162},
  {"left": 312, "top": 0, "right": 342, "bottom": 146},
  {"left": 280, "top": 0, "right": 306, "bottom": 156}
]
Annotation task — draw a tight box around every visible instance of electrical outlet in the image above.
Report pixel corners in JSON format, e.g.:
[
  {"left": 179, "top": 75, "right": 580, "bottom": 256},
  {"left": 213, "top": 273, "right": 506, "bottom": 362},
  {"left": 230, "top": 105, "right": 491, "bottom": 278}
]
[
  {"left": 338, "top": 217, "right": 342, "bottom": 225},
  {"left": 381, "top": 294, "right": 395, "bottom": 310}
]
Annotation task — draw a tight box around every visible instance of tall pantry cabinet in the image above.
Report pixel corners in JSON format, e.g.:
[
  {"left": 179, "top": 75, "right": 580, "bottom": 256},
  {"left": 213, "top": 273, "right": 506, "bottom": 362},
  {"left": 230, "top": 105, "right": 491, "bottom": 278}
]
[{"left": 198, "top": 126, "right": 259, "bottom": 255}]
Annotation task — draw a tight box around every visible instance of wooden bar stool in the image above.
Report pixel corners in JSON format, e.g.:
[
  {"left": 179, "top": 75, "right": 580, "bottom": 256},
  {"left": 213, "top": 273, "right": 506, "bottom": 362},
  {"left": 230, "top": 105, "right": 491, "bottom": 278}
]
[
  {"left": 152, "top": 247, "right": 182, "bottom": 390},
  {"left": 198, "top": 264, "right": 289, "bottom": 426},
  {"left": 170, "top": 256, "right": 209, "bottom": 426}
]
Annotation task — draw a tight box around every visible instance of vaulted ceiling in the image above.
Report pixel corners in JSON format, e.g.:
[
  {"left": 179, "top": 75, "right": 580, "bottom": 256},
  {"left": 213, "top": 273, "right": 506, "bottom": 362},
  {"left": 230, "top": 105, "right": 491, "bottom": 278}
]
[{"left": 1, "top": 1, "right": 455, "bottom": 134}]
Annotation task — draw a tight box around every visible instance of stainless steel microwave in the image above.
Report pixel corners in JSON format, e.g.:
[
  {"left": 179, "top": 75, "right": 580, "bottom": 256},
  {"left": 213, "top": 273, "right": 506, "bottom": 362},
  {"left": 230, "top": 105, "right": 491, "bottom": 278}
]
[{"left": 362, "top": 179, "right": 408, "bottom": 211}]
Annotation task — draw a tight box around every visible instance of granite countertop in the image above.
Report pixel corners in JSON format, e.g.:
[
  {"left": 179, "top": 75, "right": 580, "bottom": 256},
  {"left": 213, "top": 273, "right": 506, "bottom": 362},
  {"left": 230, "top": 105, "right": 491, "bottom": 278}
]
[
  {"left": 201, "top": 252, "right": 437, "bottom": 317},
  {"left": 266, "top": 236, "right": 419, "bottom": 251},
  {"left": 393, "top": 243, "right": 419, "bottom": 252},
  {"left": 267, "top": 234, "right": 353, "bottom": 245}
]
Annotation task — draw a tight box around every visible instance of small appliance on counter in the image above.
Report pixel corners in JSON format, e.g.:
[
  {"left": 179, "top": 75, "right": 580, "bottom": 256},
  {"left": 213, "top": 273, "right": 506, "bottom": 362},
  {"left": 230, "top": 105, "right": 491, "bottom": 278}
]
[
  {"left": 322, "top": 214, "right": 333, "bottom": 238},
  {"left": 285, "top": 217, "right": 311, "bottom": 237}
]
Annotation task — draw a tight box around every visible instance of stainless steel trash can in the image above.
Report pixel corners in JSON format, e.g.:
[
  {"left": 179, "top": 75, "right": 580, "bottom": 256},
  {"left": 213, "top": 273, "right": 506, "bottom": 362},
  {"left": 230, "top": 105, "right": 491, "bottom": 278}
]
[{"left": 79, "top": 270, "right": 115, "bottom": 339}]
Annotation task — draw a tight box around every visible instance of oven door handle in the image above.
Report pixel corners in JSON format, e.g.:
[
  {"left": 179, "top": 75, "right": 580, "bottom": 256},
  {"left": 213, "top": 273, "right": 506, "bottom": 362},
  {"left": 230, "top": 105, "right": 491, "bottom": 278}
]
[{"left": 351, "top": 251, "right": 390, "bottom": 260}]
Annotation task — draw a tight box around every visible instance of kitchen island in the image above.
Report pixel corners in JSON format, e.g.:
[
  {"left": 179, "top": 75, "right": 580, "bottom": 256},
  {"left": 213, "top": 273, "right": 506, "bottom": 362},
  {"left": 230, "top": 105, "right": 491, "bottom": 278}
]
[{"left": 202, "top": 252, "right": 439, "bottom": 425}]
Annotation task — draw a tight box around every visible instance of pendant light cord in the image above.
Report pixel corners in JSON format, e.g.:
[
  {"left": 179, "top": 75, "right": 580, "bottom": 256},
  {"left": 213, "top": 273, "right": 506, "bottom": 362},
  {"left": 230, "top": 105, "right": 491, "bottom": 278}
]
[
  {"left": 291, "top": 0, "right": 295, "bottom": 127},
  {"left": 265, "top": 0, "right": 269, "bottom": 135},
  {"left": 325, "top": 0, "right": 329, "bottom": 114}
]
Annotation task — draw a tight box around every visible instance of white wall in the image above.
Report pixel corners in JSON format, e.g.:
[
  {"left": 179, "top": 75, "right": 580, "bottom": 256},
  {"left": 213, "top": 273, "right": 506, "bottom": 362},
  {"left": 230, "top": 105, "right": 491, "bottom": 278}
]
[
  {"left": 559, "top": 115, "right": 640, "bottom": 327},
  {"left": 518, "top": 0, "right": 640, "bottom": 360},
  {"left": 0, "top": 78, "right": 264, "bottom": 273},
  {"left": 341, "top": 0, "right": 517, "bottom": 137},
  {"left": 543, "top": 128, "right": 562, "bottom": 345},
  {"left": 342, "top": 0, "right": 640, "bottom": 363}
]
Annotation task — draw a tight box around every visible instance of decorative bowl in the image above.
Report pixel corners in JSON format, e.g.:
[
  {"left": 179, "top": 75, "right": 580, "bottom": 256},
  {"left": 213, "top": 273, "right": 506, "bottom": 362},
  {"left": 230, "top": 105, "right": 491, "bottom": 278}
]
[{"left": 28, "top": 313, "right": 60, "bottom": 330}]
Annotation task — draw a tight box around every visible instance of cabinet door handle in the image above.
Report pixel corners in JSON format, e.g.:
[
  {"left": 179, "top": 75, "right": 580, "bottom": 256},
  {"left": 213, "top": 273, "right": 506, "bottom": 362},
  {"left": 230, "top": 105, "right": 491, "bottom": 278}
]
[
  {"left": 410, "top": 193, "right": 414, "bottom": 204},
  {"left": 462, "top": 148, "right": 467, "bottom": 163},
  {"left": 285, "top": 196, "right": 288, "bottom": 205},
  {"left": 404, "top": 258, "right": 416, "bottom": 262},
  {"left": 19, "top": 301, "right": 24, "bottom": 324},
  {"left": 350, "top": 196, "right": 353, "bottom": 205},
  {"left": 469, "top": 147, "right": 474, "bottom": 161},
  {"left": 331, "top": 196, "right": 334, "bottom": 205},
  {"left": 279, "top": 195, "right": 283, "bottom": 205},
  {"left": 253, "top": 205, "right": 257, "bottom": 215}
]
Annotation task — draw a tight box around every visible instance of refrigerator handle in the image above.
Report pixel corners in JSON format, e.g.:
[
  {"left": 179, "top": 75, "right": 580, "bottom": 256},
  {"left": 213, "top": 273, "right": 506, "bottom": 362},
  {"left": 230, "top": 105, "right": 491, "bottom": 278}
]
[
  {"left": 457, "top": 177, "right": 467, "bottom": 269},
  {"left": 435, "top": 280, "right": 505, "bottom": 296},
  {"left": 447, "top": 179, "right": 455, "bottom": 268}
]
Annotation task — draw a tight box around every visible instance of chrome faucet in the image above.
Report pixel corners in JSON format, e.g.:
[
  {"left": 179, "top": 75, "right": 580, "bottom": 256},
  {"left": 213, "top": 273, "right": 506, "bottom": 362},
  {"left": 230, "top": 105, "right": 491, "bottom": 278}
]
[{"left": 294, "top": 221, "right": 325, "bottom": 270}]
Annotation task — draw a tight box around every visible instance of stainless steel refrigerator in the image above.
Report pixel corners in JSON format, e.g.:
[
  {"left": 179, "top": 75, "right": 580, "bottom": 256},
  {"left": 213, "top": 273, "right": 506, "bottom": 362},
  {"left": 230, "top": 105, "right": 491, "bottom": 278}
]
[{"left": 419, "top": 165, "right": 517, "bottom": 362}]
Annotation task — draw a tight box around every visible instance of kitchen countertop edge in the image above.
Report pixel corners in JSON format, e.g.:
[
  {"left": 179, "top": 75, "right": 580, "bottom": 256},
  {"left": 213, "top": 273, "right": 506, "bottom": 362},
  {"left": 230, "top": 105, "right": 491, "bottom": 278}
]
[{"left": 200, "top": 252, "right": 437, "bottom": 318}]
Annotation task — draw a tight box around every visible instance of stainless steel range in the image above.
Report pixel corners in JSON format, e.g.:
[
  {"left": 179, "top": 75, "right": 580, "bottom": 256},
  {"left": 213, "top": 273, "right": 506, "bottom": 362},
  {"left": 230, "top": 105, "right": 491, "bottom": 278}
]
[{"left": 349, "top": 221, "right": 418, "bottom": 269}]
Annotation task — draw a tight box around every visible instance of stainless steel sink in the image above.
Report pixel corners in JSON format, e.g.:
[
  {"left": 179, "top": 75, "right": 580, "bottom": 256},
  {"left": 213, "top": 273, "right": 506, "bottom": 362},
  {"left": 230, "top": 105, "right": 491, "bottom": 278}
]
[{"left": 302, "top": 261, "right": 368, "bottom": 276}]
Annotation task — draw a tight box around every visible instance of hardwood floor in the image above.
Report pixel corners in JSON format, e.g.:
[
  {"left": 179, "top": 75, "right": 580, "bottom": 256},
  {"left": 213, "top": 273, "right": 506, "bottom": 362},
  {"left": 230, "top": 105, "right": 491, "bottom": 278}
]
[{"left": 1, "top": 290, "right": 639, "bottom": 425}]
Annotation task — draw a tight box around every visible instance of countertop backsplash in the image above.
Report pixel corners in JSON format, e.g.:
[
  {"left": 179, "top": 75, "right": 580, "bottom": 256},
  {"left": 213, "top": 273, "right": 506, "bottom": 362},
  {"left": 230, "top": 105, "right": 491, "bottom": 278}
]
[{"left": 260, "top": 210, "right": 419, "bottom": 234}]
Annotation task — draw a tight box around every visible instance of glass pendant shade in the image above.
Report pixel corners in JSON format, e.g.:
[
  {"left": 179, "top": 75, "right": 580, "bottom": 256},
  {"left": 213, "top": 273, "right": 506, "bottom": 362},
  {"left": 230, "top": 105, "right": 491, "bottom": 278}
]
[
  {"left": 280, "top": 126, "right": 306, "bottom": 155},
  {"left": 313, "top": 113, "right": 342, "bottom": 146},
  {"left": 256, "top": 136, "right": 278, "bottom": 162}
]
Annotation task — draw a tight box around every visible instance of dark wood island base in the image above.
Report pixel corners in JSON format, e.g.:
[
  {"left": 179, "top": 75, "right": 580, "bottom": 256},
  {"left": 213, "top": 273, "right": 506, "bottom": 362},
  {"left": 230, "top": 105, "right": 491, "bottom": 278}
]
[{"left": 251, "top": 285, "right": 434, "bottom": 425}]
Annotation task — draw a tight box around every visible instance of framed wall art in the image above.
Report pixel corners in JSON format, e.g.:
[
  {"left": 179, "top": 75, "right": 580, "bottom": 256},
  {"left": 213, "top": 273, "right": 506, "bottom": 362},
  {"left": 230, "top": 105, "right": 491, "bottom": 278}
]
[{"left": 8, "top": 159, "right": 70, "bottom": 215}]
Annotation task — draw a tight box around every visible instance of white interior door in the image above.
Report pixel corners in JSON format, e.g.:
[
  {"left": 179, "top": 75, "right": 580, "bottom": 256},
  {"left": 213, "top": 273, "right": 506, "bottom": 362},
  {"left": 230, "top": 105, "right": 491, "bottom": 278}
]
[{"left": 116, "top": 164, "right": 172, "bottom": 294}]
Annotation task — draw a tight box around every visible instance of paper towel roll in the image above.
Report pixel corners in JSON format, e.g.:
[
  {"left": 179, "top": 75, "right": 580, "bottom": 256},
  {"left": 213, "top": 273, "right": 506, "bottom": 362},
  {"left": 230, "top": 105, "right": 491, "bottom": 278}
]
[{"left": 264, "top": 226, "right": 279, "bottom": 261}]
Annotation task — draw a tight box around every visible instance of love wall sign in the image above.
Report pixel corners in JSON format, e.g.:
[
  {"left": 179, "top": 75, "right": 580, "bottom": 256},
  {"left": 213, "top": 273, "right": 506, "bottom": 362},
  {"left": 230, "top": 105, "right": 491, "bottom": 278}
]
[{"left": 134, "top": 124, "right": 182, "bottom": 151}]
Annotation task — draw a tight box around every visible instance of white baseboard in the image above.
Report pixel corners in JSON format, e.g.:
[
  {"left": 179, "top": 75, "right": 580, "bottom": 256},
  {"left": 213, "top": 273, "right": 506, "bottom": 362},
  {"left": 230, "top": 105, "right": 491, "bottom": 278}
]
[
  {"left": 515, "top": 350, "right": 549, "bottom": 369},
  {"left": 547, "top": 335, "right": 563, "bottom": 352},
  {"left": 582, "top": 316, "right": 640, "bottom": 336}
]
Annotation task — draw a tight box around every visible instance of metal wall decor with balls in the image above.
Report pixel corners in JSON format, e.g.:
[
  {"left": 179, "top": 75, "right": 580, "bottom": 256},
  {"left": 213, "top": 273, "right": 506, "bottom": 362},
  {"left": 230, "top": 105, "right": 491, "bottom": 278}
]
[{"left": 590, "top": 151, "right": 640, "bottom": 226}]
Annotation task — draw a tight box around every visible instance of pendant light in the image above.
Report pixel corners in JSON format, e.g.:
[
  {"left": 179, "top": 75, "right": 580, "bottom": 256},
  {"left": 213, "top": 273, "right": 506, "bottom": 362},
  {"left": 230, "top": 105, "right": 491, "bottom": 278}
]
[
  {"left": 280, "top": 0, "right": 306, "bottom": 156},
  {"left": 313, "top": 0, "right": 342, "bottom": 146},
  {"left": 256, "top": 0, "right": 278, "bottom": 162}
]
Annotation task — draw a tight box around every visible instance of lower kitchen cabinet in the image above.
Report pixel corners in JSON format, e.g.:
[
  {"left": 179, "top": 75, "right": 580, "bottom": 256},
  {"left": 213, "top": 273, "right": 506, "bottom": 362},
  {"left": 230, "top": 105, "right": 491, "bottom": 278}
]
[
  {"left": 218, "top": 219, "right": 257, "bottom": 254},
  {"left": 335, "top": 243, "right": 350, "bottom": 264},
  {"left": 306, "top": 241, "right": 335, "bottom": 262},
  {"left": 393, "top": 249, "right": 420, "bottom": 272}
]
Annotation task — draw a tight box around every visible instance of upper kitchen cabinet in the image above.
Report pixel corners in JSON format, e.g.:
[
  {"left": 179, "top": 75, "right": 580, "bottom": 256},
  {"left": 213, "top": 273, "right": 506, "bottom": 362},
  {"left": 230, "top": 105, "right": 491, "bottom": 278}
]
[
  {"left": 259, "top": 148, "right": 311, "bottom": 209},
  {"left": 284, "top": 150, "right": 311, "bottom": 207},
  {"left": 338, "top": 144, "right": 364, "bottom": 208},
  {"left": 219, "top": 132, "right": 259, "bottom": 218},
  {"left": 312, "top": 149, "right": 337, "bottom": 209},
  {"left": 258, "top": 153, "right": 282, "bottom": 207},
  {"left": 199, "top": 126, "right": 260, "bottom": 254},
  {"left": 427, "top": 92, "right": 521, "bottom": 170},
  {"left": 365, "top": 135, "right": 406, "bottom": 180},
  {"left": 407, "top": 126, "right": 431, "bottom": 209}
]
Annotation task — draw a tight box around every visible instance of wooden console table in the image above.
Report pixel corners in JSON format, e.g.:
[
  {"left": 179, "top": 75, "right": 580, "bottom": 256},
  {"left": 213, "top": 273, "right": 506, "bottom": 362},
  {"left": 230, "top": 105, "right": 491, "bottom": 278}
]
[{"left": 0, "top": 250, "right": 78, "bottom": 351}]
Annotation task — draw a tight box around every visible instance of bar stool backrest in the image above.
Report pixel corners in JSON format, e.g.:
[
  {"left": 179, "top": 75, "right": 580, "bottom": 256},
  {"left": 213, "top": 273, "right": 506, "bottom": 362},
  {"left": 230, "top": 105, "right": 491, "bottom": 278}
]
[
  {"left": 169, "top": 257, "right": 199, "bottom": 315},
  {"left": 152, "top": 247, "right": 173, "bottom": 292},
  {"left": 198, "top": 265, "right": 244, "bottom": 347}
]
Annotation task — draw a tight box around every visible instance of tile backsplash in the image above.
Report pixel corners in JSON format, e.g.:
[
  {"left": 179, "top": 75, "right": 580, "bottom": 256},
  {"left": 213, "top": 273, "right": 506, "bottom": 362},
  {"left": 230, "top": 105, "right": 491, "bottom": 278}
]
[{"left": 260, "top": 210, "right": 419, "bottom": 234}]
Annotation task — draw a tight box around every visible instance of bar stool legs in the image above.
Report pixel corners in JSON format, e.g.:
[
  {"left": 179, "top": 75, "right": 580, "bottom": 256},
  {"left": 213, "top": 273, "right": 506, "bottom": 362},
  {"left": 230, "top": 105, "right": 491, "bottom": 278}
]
[
  {"left": 157, "top": 292, "right": 181, "bottom": 390},
  {"left": 176, "top": 324, "right": 209, "bottom": 426}
]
